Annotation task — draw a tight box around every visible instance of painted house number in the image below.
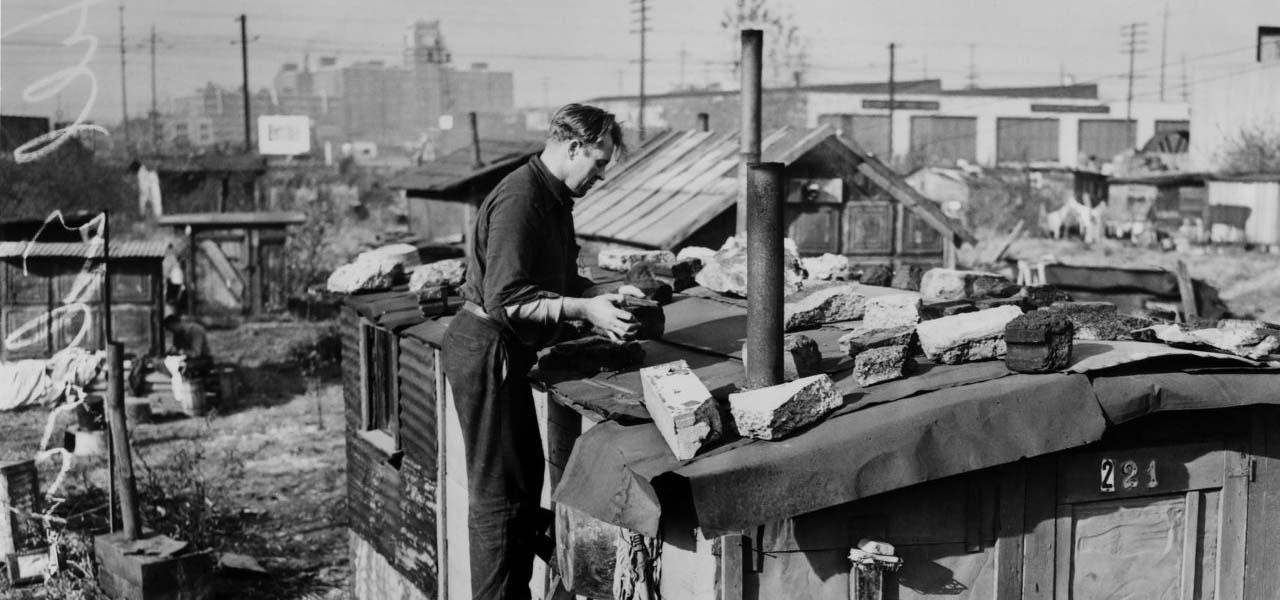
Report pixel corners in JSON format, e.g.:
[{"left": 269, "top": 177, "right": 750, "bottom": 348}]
[{"left": 1100, "top": 458, "right": 1159, "bottom": 492}]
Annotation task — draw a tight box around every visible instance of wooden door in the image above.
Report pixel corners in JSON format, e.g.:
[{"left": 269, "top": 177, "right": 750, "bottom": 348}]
[
  {"left": 787, "top": 205, "right": 841, "bottom": 255},
  {"left": 843, "top": 201, "right": 894, "bottom": 255},
  {"left": 1048, "top": 441, "right": 1246, "bottom": 600}
]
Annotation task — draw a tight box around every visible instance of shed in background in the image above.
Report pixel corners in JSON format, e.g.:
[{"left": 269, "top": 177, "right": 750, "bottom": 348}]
[
  {"left": 1206, "top": 174, "right": 1280, "bottom": 246},
  {"left": 0, "top": 241, "right": 167, "bottom": 361},
  {"left": 573, "top": 125, "right": 973, "bottom": 269}
]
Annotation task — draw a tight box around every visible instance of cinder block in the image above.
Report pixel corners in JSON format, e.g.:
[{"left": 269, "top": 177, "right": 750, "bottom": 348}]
[
  {"left": 742, "top": 334, "right": 822, "bottom": 381},
  {"left": 783, "top": 285, "right": 866, "bottom": 331},
  {"left": 640, "top": 360, "right": 722, "bottom": 460},
  {"left": 853, "top": 345, "right": 914, "bottom": 386},
  {"left": 729, "top": 374, "right": 842, "bottom": 441},
  {"left": 916, "top": 305, "right": 1023, "bottom": 364},
  {"left": 864, "top": 293, "right": 923, "bottom": 329},
  {"left": 838, "top": 326, "right": 917, "bottom": 358},
  {"left": 1005, "top": 311, "right": 1075, "bottom": 373}
]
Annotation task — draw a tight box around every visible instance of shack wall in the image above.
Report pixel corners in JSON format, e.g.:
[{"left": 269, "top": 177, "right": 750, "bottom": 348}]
[
  {"left": 341, "top": 306, "right": 439, "bottom": 599},
  {"left": 1207, "top": 181, "right": 1280, "bottom": 246}
]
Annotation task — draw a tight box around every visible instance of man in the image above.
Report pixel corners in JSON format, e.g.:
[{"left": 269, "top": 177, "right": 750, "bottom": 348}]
[
  {"left": 162, "top": 308, "right": 212, "bottom": 374},
  {"left": 442, "top": 104, "right": 637, "bottom": 600}
]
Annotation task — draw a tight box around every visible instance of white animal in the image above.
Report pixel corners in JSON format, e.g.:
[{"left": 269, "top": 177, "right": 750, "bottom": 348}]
[{"left": 1045, "top": 192, "right": 1101, "bottom": 243}]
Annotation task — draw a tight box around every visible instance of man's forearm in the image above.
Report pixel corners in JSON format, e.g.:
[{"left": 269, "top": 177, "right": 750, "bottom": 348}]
[{"left": 505, "top": 297, "right": 566, "bottom": 325}]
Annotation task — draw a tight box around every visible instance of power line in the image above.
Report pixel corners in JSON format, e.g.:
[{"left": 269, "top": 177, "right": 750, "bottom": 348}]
[{"left": 1121, "top": 22, "right": 1149, "bottom": 123}]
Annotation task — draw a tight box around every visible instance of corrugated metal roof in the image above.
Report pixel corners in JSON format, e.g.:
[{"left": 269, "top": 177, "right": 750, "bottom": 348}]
[
  {"left": 386, "top": 139, "right": 545, "bottom": 195},
  {"left": 574, "top": 125, "right": 974, "bottom": 249},
  {"left": 0, "top": 240, "right": 169, "bottom": 259},
  {"left": 156, "top": 211, "right": 307, "bottom": 228}
]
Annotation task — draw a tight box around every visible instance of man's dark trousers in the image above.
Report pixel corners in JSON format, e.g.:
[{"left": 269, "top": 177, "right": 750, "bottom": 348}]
[{"left": 442, "top": 310, "right": 544, "bottom": 600}]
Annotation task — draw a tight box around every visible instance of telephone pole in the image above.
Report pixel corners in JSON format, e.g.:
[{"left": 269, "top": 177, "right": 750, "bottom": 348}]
[
  {"left": 1121, "top": 22, "right": 1149, "bottom": 123},
  {"left": 238, "top": 14, "right": 252, "bottom": 153},
  {"left": 150, "top": 25, "right": 159, "bottom": 153},
  {"left": 1159, "top": 5, "right": 1171, "bottom": 101},
  {"left": 631, "top": 0, "right": 650, "bottom": 141},
  {"left": 118, "top": 4, "right": 130, "bottom": 154},
  {"left": 888, "top": 42, "right": 896, "bottom": 161},
  {"left": 1180, "top": 54, "right": 1190, "bottom": 102}
]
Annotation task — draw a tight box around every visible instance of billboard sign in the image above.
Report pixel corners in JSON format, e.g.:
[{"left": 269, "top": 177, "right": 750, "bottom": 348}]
[{"left": 257, "top": 115, "right": 311, "bottom": 155}]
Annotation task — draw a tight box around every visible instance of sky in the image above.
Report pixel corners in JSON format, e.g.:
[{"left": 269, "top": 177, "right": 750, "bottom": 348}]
[{"left": 2, "top": 0, "right": 1278, "bottom": 125}]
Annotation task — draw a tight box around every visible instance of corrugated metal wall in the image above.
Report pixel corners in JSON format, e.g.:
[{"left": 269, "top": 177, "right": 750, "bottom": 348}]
[
  {"left": 342, "top": 306, "right": 439, "bottom": 598},
  {"left": 1208, "top": 181, "right": 1280, "bottom": 245},
  {"left": 996, "top": 118, "right": 1059, "bottom": 163}
]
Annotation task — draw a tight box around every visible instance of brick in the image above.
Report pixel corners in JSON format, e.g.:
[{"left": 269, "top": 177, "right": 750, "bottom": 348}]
[
  {"left": 916, "top": 305, "right": 1024, "bottom": 364},
  {"left": 921, "top": 299, "right": 978, "bottom": 320},
  {"left": 1049, "top": 301, "right": 1117, "bottom": 315},
  {"left": 783, "top": 285, "right": 866, "bottom": 331},
  {"left": 864, "top": 293, "right": 923, "bottom": 329},
  {"left": 729, "top": 374, "right": 842, "bottom": 441},
  {"left": 859, "top": 265, "right": 894, "bottom": 287},
  {"left": 598, "top": 249, "right": 676, "bottom": 272},
  {"left": 1005, "top": 311, "right": 1075, "bottom": 373},
  {"left": 919, "top": 268, "right": 1013, "bottom": 301},
  {"left": 742, "top": 334, "right": 822, "bottom": 381},
  {"left": 801, "top": 254, "right": 851, "bottom": 281},
  {"left": 838, "top": 325, "right": 917, "bottom": 358},
  {"left": 619, "top": 296, "right": 665, "bottom": 339},
  {"left": 538, "top": 337, "right": 645, "bottom": 373},
  {"left": 95, "top": 532, "right": 214, "bottom": 600},
  {"left": 853, "top": 344, "right": 914, "bottom": 386},
  {"left": 890, "top": 265, "right": 925, "bottom": 291},
  {"left": 640, "top": 360, "right": 723, "bottom": 460},
  {"left": 1046, "top": 303, "right": 1151, "bottom": 341},
  {"left": 1019, "top": 285, "right": 1070, "bottom": 309}
]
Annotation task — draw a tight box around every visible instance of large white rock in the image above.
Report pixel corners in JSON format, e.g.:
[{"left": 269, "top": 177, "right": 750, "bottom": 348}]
[
  {"left": 916, "top": 305, "right": 1023, "bottom": 364},
  {"left": 640, "top": 360, "right": 722, "bottom": 460},
  {"left": 919, "top": 268, "right": 1013, "bottom": 301},
  {"left": 407, "top": 258, "right": 466, "bottom": 292},
  {"left": 675, "top": 246, "right": 716, "bottom": 262},
  {"left": 598, "top": 248, "right": 677, "bottom": 272},
  {"left": 729, "top": 374, "right": 842, "bottom": 441},
  {"left": 326, "top": 259, "right": 404, "bottom": 293},
  {"left": 863, "top": 293, "right": 923, "bottom": 329},
  {"left": 784, "top": 285, "right": 866, "bottom": 331},
  {"left": 801, "top": 253, "right": 851, "bottom": 281},
  {"left": 694, "top": 235, "right": 805, "bottom": 298},
  {"left": 356, "top": 243, "right": 421, "bottom": 268}
]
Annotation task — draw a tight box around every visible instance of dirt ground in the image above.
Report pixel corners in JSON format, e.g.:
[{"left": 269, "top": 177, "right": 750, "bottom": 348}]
[
  {"left": 0, "top": 321, "right": 348, "bottom": 600},
  {"left": 965, "top": 237, "right": 1280, "bottom": 323}
]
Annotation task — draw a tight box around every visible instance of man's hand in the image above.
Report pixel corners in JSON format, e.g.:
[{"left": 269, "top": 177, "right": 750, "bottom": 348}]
[
  {"left": 564, "top": 294, "right": 638, "bottom": 342},
  {"left": 617, "top": 284, "right": 645, "bottom": 299}
]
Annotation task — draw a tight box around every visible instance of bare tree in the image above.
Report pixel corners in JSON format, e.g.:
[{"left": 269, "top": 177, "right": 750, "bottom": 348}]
[
  {"left": 1220, "top": 126, "right": 1280, "bottom": 174},
  {"left": 720, "top": 0, "right": 810, "bottom": 87}
]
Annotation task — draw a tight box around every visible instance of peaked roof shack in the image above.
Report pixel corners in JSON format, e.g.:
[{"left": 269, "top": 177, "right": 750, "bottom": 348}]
[
  {"left": 573, "top": 125, "right": 974, "bottom": 250},
  {"left": 387, "top": 139, "right": 545, "bottom": 198}
]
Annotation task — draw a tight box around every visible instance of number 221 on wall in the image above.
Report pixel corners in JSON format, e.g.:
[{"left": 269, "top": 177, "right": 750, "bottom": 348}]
[{"left": 1100, "top": 457, "right": 1159, "bottom": 492}]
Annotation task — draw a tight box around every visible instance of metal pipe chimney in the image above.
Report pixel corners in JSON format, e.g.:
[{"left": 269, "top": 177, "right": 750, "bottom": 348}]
[
  {"left": 469, "top": 111, "right": 483, "bottom": 169},
  {"left": 736, "top": 29, "right": 763, "bottom": 235},
  {"left": 745, "top": 162, "right": 785, "bottom": 388},
  {"left": 697, "top": 112, "right": 710, "bottom": 132}
]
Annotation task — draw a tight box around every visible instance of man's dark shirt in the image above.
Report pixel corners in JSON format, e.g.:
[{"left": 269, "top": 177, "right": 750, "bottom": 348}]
[
  {"left": 169, "top": 320, "right": 211, "bottom": 360},
  {"left": 459, "top": 154, "right": 593, "bottom": 350}
]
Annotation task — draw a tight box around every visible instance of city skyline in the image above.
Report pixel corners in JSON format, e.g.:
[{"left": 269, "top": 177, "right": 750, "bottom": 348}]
[{"left": 2, "top": 0, "right": 1278, "bottom": 126}]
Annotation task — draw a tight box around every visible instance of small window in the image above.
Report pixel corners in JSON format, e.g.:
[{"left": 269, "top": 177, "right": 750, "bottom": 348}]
[{"left": 359, "top": 322, "right": 400, "bottom": 454}]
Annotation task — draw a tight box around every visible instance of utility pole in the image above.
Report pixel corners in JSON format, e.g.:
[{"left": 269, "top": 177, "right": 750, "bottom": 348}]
[
  {"left": 1180, "top": 54, "right": 1190, "bottom": 102},
  {"left": 118, "top": 4, "right": 130, "bottom": 155},
  {"left": 888, "top": 42, "right": 896, "bottom": 162},
  {"left": 631, "top": 0, "right": 650, "bottom": 141},
  {"left": 238, "top": 14, "right": 252, "bottom": 154},
  {"left": 1159, "top": 5, "right": 1171, "bottom": 101},
  {"left": 966, "top": 44, "right": 979, "bottom": 89},
  {"left": 1121, "top": 22, "right": 1149, "bottom": 123},
  {"left": 150, "top": 25, "right": 159, "bottom": 153}
]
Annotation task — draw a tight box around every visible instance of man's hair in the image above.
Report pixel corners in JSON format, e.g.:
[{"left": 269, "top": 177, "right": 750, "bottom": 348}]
[{"left": 547, "top": 103, "right": 627, "bottom": 157}]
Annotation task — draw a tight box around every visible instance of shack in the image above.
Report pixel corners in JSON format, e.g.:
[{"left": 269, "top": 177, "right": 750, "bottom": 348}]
[
  {"left": 572, "top": 125, "right": 974, "bottom": 269},
  {"left": 146, "top": 154, "right": 268, "bottom": 214},
  {"left": 1206, "top": 174, "right": 1280, "bottom": 247},
  {"left": 156, "top": 211, "right": 306, "bottom": 318},
  {"left": 386, "top": 139, "right": 544, "bottom": 244},
  {"left": 0, "top": 241, "right": 167, "bottom": 361},
  {"left": 546, "top": 295, "right": 1280, "bottom": 600},
  {"left": 1107, "top": 173, "right": 1207, "bottom": 236}
]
